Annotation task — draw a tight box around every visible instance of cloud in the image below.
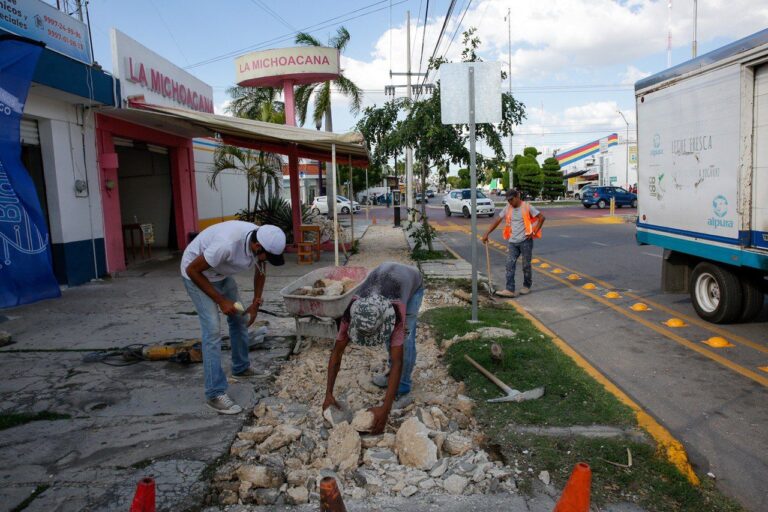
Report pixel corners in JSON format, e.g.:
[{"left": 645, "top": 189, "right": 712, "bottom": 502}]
[
  {"left": 214, "top": 99, "right": 231, "bottom": 115},
  {"left": 620, "top": 66, "right": 651, "bottom": 86}
]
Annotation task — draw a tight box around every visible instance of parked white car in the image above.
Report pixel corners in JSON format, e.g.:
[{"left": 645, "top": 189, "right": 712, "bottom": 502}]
[
  {"left": 444, "top": 189, "right": 495, "bottom": 217},
  {"left": 311, "top": 196, "right": 353, "bottom": 215},
  {"left": 336, "top": 195, "right": 361, "bottom": 213}
]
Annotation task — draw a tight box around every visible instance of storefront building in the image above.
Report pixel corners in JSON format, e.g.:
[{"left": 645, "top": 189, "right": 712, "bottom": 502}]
[{"left": 1, "top": 1, "right": 117, "bottom": 290}]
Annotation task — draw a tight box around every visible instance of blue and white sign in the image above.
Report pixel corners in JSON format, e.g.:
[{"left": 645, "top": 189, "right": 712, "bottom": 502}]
[
  {"left": 0, "top": 0, "right": 92, "bottom": 64},
  {"left": 0, "top": 35, "right": 60, "bottom": 308}
]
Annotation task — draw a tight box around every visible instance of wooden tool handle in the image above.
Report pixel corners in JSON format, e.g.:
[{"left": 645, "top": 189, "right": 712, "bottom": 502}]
[
  {"left": 464, "top": 354, "right": 509, "bottom": 391},
  {"left": 484, "top": 243, "right": 493, "bottom": 287}
]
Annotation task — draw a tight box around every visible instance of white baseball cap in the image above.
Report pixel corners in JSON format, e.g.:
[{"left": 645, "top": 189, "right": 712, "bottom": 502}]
[{"left": 255, "top": 225, "right": 286, "bottom": 266}]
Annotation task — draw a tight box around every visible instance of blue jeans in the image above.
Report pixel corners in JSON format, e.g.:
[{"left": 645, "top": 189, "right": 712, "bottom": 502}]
[
  {"left": 387, "top": 286, "right": 424, "bottom": 395},
  {"left": 506, "top": 238, "right": 533, "bottom": 292},
  {"left": 183, "top": 277, "right": 250, "bottom": 400}
]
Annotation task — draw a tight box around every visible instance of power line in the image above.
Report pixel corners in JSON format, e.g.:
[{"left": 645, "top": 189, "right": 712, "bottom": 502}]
[
  {"left": 412, "top": 0, "right": 423, "bottom": 64},
  {"left": 418, "top": 0, "right": 457, "bottom": 88},
  {"left": 439, "top": 0, "right": 471, "bottom": 62},
  {"left": 185, "top": 0, "right": 405, "bottom": 70},
  {"left": 416, "top": 0, "right": 429, "bottom": 78},
  {"left": 149, "top": 0, "right": 190, "bottom": 65},
  {"left": 250, "top": 0, "right": 297, "bottom": 32}
]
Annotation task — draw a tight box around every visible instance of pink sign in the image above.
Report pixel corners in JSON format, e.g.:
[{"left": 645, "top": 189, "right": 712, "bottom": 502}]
[{"left": 127, "top": 57, "right": 213, "bottom": 113}]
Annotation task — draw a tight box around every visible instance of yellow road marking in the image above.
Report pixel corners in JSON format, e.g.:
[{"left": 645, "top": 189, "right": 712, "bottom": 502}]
[
  {"left": 474, "top": 237, "right": 768, "bottom": 388},
  {"left": 507, "top": 300, "right": 701, "bottom": 485},
  {"left": 759, "top": 366, "right": 768, "bottom": 373}
]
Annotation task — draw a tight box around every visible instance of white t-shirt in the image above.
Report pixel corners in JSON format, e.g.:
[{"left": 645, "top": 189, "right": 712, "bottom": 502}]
[
  {"left": 498, "top": 202, "right": 540, "bottom": 244},
  {"left": 181, "top": 221, "right": 257, "bottom": 281}
]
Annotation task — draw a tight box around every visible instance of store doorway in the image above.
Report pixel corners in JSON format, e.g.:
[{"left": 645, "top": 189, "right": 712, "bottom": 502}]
[{"left": 115, "top": 138, "right": 177, "bottom": 265}]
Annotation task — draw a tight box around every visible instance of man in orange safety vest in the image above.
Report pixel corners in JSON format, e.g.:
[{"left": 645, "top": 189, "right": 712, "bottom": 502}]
[{"left": 482, "top": 189, "right": 545, "bottom": 297}]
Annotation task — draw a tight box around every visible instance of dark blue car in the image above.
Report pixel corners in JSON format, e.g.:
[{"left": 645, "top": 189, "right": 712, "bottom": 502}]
[{"left": 582, "top": 186, "right": 637, "bottom": 209}]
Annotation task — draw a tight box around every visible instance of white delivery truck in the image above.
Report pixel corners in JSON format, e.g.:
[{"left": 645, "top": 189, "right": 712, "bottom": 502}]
[{"left": 635, "top": 29, "right": 768, "bottom": 323}]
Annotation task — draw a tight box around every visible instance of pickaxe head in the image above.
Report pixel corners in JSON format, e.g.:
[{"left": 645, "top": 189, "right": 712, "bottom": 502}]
[{"left": 487, "top": 386, "right": 545, "bottom": 403}]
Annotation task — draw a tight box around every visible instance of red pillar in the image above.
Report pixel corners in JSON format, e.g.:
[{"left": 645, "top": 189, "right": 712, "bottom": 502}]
[{"left": 283, "top": 79, "right": 296, "bottom": 127}]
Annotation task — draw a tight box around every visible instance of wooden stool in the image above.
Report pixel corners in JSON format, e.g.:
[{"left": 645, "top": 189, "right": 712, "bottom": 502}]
[
  {"left": 298, "top": 225, "right": 322, "bottom": 261},
  {"left": 297, "top": 242, "right": 315, "bottom": 265}
]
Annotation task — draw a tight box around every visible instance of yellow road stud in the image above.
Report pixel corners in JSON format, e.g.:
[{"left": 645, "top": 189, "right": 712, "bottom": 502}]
[
  {"left": 702, "top": 337, "right": 734, "bottom": 348},
  {"left": 539, "top": 263, "right": 551, "bottom": 269},
  {"left": 759, "top": 366, "right": 768, "bottom": 373},
  {"left": 582, "top": 283, "right": 597, "bottom": 290},
  {"left": 630, "top": 303, "right": 649, "bottom": 311},
  {"left": 567, "top": 274, "right": 581, "bottom": 280},
  {"left": 531, "top": 258, "right": 540, "bottom": 264},
  {"left": 604, "top": 291, "right": 622, "bottom": 299},
  {"left": 552, "top": 268, "right": 564, "bottom": 274},
  {"left": 663, "top": 318, "right": 687, "bottom": 328}
]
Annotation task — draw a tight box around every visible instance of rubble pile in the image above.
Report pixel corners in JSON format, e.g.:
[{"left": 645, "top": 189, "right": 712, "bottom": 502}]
[
  {"left": 291, "top": 278, "right": 357, "bottom": 298},
  {"left": 211, "top": 322, "right": 520, "bottom": 507}
]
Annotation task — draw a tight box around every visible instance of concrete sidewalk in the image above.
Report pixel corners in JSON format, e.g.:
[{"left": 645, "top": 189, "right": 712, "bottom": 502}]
[{"left": 0, "top": 246, "right": 343, "bottom": 511}]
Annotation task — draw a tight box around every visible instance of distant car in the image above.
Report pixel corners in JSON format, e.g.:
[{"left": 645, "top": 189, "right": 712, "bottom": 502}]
[
  {"left": 311, "top": 196, "right": 353, "bottom": 215},
  {"left": 415, "top": 193, "right": 429, "bottom": 204},
  {"left": 336, "top": 195, "right": 361, "bottom": 213},
  {"left": 574, "top": 185, "right": 595, "bottom": 200},
  {"left": 426, "top": 189, "right": 436, "bottom": 198},
  {"left": 444, "top": 189, "right": 495, "bottom": 217},
  {"left": 582, "top": 186, "right": 637, "bottom": 209}
]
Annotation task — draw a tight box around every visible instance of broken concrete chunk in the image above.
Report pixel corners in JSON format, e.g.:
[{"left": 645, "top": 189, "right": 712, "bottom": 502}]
[
  {"left": 429, "top": 458, "right": 449, "bottom": 478},
  {"left": 353, "top": 468, "right": 384, "bottom": 494},
  {"left": 443, "top": 474, "right": 469, "bottom": 495},
  {"left": 322, "top": 401, "right": 353, "bottom": 427},
  {"left": 0, "top": 331, "right": 11, "bottom": 347},
  {"left": 238, "top": 425, "right": 274, "bottom": 443},
  {"left": 416, "top": 407, "right": 437, "bottom": 430},
  {"left": 362, "top": 447, "right": 397, "bottom": 467},
  {"left": 219, "top": 489, "right": 238, "bottom": 505},
  {"left": 455, "top": 395, "right": 474, "bottom": 416},
  {"left": 230, "top": 439, "right": 254, "bottom": 457},
  {"left": 377, "top": 433, "right": 396, "bottom": 449},
  {"left": 395, "top": 417, "right": 438, "bottom": 470},
  {"left": 538, "top": 470, "right": 551, "bottom": 486},
  {"left": 327, "top": 421, "right": 361, "bottom": 472},
  {"left": 443, "top": 433, "right": 473, "bottom": 456},
  {"left": 286, "top": 485, "right": 309, "bottom": 505},
  {"left": 429, "top": 406, "right": 449, "bottom": 430},
  {"left": 258, "top": 424, "right": 302, "bottom": 452},
  {"left": 236, "top": 465, "right": 285, "bottom": 488},
  {"left": 351, "top": 409, "right": 375, "bottom": 432},
  {"left": 401, "top": 485, "right": 419, "bottom": 497}
]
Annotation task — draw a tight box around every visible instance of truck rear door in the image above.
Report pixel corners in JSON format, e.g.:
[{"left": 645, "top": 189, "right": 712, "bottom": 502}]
[{"left": 752, "top": 64, "right": 768, "bottom": 251}]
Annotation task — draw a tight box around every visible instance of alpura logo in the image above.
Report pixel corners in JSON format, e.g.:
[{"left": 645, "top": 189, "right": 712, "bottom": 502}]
[
  {"left": 650, "top": 133, "right": 663, "bottom": 157},
  {"left": 708, "top": 195, "right": 734, "bottom": 229}
]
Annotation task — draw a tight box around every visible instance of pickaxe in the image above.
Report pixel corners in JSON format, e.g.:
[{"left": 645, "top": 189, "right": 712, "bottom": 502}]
[{"left": 464, "top": 354, "right": 545, "bottom": 403}]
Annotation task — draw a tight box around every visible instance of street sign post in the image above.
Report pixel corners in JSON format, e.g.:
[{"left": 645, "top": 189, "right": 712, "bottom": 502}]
[{"left": 440, "top": 62, "right": 502, "bottom": 322}]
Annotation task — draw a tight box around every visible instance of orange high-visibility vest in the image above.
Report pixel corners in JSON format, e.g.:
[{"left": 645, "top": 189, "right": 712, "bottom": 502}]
[{"left": 502, "top": 202, "right": 541, "bottom": 241}]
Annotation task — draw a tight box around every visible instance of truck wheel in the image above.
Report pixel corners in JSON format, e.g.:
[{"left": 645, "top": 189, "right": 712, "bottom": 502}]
[
  {"left": 463, "top": 206, "right": 470, "bottom": 218},
  {"left": 445, "top": 205, "right": 452, "bottom": 217},
  {"left": 690, "top": 262, "right": 743, "bottom": 323},
  {"left": 738, "top": 272, "right": 765, "bottom": 322},
  {"left": 597, "top": 199, "right": 607, "bottom": 209},
  {"left": 631, "top": 199, "right": 638, "bottom": 208}
]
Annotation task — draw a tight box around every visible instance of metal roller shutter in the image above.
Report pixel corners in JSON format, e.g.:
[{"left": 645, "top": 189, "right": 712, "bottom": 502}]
[{"left": 20, "top": 117, "right": 40, "bottom": 146}]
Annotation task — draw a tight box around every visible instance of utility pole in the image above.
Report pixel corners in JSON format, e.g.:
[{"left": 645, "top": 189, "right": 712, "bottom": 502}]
[
  {"left": 405, "top": 10, "right": 414, "bottom": 211},
  {"left": 692, "top": 0, "right": 698, "bottom": 58},
  {"left": 617, "top": 110, "right": 630, "bottom": 188},
  {"left": 505, "top": 7, "right": 513, "bottom": 191}
]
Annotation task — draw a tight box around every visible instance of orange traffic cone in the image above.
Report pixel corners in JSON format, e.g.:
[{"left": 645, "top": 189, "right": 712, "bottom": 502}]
[
  {"left": 319, "top": 476, "right": 347, "bottom": 512},
  {"left": 372, "top": 216, "right": 377, "bottom": 225},
  {"left": 129, "top": 477, "right": 156, "bottom": 512},
  {"left": 553, "top": 462, "right": 591, "bottom": 512}
]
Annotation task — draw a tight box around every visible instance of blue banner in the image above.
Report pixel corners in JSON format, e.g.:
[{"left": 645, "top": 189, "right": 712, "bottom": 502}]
[{"left": 0, "top": 35, "right": 60, "bottom": 308}]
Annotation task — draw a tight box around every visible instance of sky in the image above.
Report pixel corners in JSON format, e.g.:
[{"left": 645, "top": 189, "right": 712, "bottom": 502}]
[{"left": 84, "top": 0, "right": 768, "bottom": 160}]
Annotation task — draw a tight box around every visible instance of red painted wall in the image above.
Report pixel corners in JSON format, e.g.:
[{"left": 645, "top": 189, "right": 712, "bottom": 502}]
[{"left": 96, "top": 114, "right": 198, "bottom": 273}]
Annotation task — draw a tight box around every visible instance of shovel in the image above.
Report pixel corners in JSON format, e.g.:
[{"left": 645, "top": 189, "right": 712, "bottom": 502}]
[
  {"left": 482, "top": 241, "right": 496, "bottom": 296},
  {"left": 464, "top": 354, "right": 544, "bottom": 403}
]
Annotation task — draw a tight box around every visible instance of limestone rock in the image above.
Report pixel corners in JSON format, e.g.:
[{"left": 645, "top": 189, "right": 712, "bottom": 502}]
[
  {"left": 0, "top": 331, "right": 11, "bottom": 347},
  {"left": 429, "top": 458, "right": 448, "bottom": 478},
  {"left": 327, "top": 421, "right": 361, "bottom": 472},
  {"left": 351, "top": 410, "right": 374, "bottom": 432},
  {"left": 444, "top": 474, "right": 469, "bottom": 495},
  {"left": 443, "top": 433, "right": 472, "bottom": 456},
  {"left": 362, "top": 447, "right": 397, "bottom": 467},
  {"left": 419, "top": 478, "right": 436, "bottom": 490},
  {"left": 401, "top": 485, "right": 418, "bottom": 497},
  {"left": 323, "top": 401, "right": 353, "bottom": 426},
  {"left": 455, "top": 394, "right": 474, "bottom": 416},
  {"left": 395, "top": 418, "right": 438, "bottom": 470},
  {"left": 230, "top": 439, "right": 254, "bottom": 457},
  {"left": 238, "top": 425, "right": 274, "bottom": 443},
  {"left": 259, "top": 425, "right": 302, "bottom": 452},
  {"left": 358, "top": 372, "right": 382, "bottom": 394},
  {"left": 429, "top": 406, "right": 449, "bottom": 430},
  {"left": 361, "top": 435, "right": 381, "bottom": 449},
  {"left": 287, "top": 469, "right": 313, "bottom": 487},
  {"left": 416, "top": 408, "right": 437, "bottom": 430},
  {"left": 236, "top": 465, "right": 284, "bottom": 488},
  {"left": 286, "top": 486, "right": 309, "bottom": 505},
  {"left": 219, "top": 489, "right": 238, "bottom": 505},
  {"left": 538, "top": 470, "right": 551, "bottom": 486},
  {"left": 377, "top": 433, "right": 396, "bottom": 449},
  {"left": 353, "top": 468, "right": 384, "bottom": 494}
]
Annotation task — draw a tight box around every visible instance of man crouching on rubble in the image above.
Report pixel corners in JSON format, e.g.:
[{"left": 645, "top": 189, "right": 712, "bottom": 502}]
[{"left": 323, "top": 262, "right": 424, "bottom": 434}]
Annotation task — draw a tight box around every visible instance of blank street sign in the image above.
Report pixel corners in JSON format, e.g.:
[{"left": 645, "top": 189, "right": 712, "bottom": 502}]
[{"left": 439, "top": 62, "right": 502, "bottom": 125}]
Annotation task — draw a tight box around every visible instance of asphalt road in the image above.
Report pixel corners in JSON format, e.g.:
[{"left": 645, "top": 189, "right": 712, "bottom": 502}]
[{"left": 365, "top": 200, "right": 768, "bottom": 511}]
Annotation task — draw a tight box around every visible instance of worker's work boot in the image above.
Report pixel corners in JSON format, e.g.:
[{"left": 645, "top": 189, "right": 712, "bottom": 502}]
[
  {"left": 231, "top": 367, "right": 260, "bottom": 381},
  {"left": 392, "top": 394, "right": 413, "bottom": 410},
  {"left": 495, "top": 289, "right": 517, "bottom": 298},
  {"left": 520, "top": 287, "right": 531, "bottom": 295},
  {"left": 206, "top": 394, "right": 242, "bottom": 415},
  {"left": 372, "top": 370, "right": 390, "bottom": 388}
]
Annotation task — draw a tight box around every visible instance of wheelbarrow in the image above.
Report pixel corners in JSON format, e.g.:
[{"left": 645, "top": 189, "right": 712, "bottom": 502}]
[{"left": 280, "top": 266, "right": 369, "bottom": 354}]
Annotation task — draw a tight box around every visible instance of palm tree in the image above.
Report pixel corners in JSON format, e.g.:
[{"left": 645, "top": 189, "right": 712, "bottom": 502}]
[
  {"left": 208, "top": 145, "right": 282, "bottom": 220},
  {"left": 293, "top": 27, "right": 363, "bottom": 132},
  {"left": 226, "top": 86, "right": 285, "bottom": 124}
]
